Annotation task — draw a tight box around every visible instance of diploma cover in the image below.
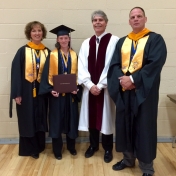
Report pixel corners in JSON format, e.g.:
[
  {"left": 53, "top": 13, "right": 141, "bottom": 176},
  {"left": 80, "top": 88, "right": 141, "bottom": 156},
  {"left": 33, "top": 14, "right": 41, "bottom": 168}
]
[{"left": 53, "top": 74, "right": 77, "bottom": 93}]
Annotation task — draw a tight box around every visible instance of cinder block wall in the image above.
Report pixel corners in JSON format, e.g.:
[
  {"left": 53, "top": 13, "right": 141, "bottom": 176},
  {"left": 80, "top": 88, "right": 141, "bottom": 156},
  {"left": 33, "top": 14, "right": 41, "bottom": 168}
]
[{"left": 0, "top": 0, "right": 176, "bottom": 140}]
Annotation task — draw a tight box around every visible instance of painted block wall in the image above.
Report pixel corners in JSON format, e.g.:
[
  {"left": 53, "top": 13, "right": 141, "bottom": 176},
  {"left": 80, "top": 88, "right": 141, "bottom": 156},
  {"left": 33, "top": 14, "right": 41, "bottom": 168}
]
[{"left": 0, "top": 0, "right": 175, "bottom": 140}]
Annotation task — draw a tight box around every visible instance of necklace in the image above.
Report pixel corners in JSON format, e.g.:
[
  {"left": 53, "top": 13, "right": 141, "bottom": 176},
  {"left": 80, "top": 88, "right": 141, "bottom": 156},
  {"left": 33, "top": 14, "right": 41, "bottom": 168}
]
[
  {"left": 34, "top": 50, "right": 40, "bottom": 69},
  {"left": 59, "top": 51, "right": 71, "bottom": 74}
]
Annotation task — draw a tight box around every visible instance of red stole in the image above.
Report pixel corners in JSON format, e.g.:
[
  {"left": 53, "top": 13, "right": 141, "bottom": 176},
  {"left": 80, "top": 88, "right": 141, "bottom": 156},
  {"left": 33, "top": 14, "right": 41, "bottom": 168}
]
[{"left": 88, "top": 33, "right": 112, "bottom": 130}]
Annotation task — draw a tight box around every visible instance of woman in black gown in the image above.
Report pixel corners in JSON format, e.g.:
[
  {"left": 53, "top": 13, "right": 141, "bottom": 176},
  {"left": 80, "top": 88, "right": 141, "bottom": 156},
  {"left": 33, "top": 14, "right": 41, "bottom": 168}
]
[
  {"left": 39, "top": 25, "right": 82, "bottom": 160},
  {"left": 10, "top": 21, "right": 50, "bottom": 159}
]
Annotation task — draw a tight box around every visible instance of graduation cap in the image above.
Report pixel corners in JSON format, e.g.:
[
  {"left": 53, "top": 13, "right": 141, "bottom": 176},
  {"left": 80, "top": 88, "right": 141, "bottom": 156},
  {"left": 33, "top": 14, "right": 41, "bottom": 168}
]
[{"left": 49, "top": 25, "right": 75, "bottom": 36}]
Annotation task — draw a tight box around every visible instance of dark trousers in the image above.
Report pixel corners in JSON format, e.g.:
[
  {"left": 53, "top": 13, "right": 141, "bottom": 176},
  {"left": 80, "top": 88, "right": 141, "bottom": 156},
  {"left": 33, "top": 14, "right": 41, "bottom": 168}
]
[
  {"left": 52, "top": 135, "right": 75, "bottom": 156},
  {"left": 123, "top": 151, "right": 154, "bottom": 175},
  {"left": 19, "top": 131, "right": 45, "bottom": 156},
  {"left": 89, "top": 128, "right": 113, "bottom": 151}
]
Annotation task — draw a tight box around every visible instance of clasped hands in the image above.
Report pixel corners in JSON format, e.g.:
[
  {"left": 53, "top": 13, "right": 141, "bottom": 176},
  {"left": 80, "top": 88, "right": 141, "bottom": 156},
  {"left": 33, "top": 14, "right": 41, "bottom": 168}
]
[
  {"left": 51, "top": 89, "right": 79, "bottom": 97},
  {"left": 119, "top": 75, "right": 135, "bottom": 91},
  {"left": 90, "top": 85, "right": 101, "bottom": 96}
]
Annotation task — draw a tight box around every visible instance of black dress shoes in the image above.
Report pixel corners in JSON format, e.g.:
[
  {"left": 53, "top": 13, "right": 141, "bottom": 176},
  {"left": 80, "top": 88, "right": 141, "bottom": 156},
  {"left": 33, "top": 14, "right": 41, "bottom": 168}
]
[
  {"left": 104, "top": 151, "right": 113, "bottom": 163},
  {"left": 31, "top": 153, "right": 39, "bottom": 159},
  {"left": 142, "top": 174, "right": 152, "bottom": 176},
  {"left": 112, "top": 159, "right": 134, "bottom": 171},
  {"left": 68, "top": 149, "right": 77, "bottom": 156},
  {"left": 85, "top": 146, "right": 98, "bottom": 158},
  {"left": 55, "top": 154, "right": 62, "bottom": 160}
]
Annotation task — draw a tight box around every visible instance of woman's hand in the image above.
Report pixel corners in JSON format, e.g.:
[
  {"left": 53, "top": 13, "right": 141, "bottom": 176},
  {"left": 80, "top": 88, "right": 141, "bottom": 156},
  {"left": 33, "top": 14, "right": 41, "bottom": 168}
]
[
  {"left": 15, "top": 97, "right": 22, "bottom": 105},
  {"left": 71, "top": 89, "right": 79, "bottom": 94},
  {"left": 51, "top": 90, "right": 59, "bottom": 97}
]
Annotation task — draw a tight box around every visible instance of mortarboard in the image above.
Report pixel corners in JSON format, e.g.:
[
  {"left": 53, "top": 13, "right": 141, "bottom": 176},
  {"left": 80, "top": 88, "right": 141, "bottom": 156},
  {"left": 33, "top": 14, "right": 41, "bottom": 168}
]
[{"left": 49, "top": 25, "right": 75, "bottom": 36}]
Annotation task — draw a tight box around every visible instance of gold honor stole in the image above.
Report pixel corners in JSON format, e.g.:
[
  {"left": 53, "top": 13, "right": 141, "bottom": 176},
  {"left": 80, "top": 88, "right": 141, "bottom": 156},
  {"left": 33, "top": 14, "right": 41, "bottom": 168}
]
[
  {"left": 25, "top": 47, "right": 48, "bottom": 83},
  {"left": 48, "top": 48, "right": 77, "bottom": 86},
  {"left": 121, "top": 35, "right": 149, "bottom": 74}
]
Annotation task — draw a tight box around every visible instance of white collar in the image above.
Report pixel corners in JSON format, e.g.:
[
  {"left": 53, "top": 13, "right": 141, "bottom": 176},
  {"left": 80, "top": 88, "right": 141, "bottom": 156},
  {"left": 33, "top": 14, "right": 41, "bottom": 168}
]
[{"left": 96, "top": 31, "right": 107, "bottom": 41}]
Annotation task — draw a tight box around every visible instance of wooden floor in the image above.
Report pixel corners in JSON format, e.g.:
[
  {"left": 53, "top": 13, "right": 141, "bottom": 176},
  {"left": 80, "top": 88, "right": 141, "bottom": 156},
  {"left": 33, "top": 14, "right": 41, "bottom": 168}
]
[{"left": 0, "top": 143, "right": 176, "bottom": 176}]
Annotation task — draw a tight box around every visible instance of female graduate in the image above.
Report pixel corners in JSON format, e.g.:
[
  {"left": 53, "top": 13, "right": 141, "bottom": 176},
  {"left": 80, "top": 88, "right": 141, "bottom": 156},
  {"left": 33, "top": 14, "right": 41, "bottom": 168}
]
[
  {"left": 9, "top": 21, "right": 50, "bottom": 159},
  {"left": 39, "top": 25, "right": 82, "bottom": 160}
]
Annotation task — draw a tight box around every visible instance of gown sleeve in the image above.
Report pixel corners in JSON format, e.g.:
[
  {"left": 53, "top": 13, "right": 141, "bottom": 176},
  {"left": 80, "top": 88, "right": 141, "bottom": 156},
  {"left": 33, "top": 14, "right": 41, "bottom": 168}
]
[
  {"left": 107, "top": 39, "right": 124, "bottom": 104},
  {"left": 78, "top": 40, "right": 94, "bottom": 90},
  {"left": 39, "top": 55, "right": 53, "bottom": 95},
  {"left": 9, "top": 47, "right": 24, "bottom": 117},
  {"left": 131, "top": 34, "right": 167, "bottom": 106}
]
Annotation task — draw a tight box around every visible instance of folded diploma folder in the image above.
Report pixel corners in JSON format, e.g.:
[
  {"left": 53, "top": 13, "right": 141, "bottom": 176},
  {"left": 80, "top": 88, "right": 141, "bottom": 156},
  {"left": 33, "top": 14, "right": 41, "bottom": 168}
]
[{"left": 53, "top": 74, "right": 77, "bottom": 93}]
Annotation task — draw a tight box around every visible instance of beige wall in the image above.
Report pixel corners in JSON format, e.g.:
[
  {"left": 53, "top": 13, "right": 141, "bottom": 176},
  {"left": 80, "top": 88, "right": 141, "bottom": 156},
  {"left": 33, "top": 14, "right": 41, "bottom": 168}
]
[{"left": 0, "top": 0, "right": 176, "bottom": 141}]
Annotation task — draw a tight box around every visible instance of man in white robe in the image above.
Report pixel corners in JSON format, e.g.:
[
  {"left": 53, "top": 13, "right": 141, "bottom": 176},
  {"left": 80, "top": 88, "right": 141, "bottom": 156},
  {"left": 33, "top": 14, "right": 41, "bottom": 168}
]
[{"left": 78, "top": 10, "right": 119, "bottom": 163}]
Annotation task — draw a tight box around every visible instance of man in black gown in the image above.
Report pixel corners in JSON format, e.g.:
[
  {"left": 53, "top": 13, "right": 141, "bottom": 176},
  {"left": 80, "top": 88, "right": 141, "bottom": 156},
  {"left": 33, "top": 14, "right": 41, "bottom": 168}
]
[{"left": 107, "top": 7, "right": 167, "bottom": 176}]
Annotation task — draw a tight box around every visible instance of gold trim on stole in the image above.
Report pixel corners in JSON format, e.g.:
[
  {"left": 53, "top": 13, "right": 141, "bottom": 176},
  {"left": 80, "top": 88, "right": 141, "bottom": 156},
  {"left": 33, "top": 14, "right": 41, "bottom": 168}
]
[
  {"left": 69, "top": 49, "right": 78, "bottom": 90},
  {"left": 70, "top": 49, "right": 77, "bottom": 76},
  {"left": 37, "top": 49, "right": 48, "bottom": 82},
  {"left": 121, "top": 36, "right": 149, "bottom": 74},
  {"left": 48, "top": 49, "right": 78, "bottom": 86},
  {"left": 25, "top": 47, "right": 48, "bottom": 83},
  {"left": 48, "top": 49, "right": 59, "bottom": 85}
]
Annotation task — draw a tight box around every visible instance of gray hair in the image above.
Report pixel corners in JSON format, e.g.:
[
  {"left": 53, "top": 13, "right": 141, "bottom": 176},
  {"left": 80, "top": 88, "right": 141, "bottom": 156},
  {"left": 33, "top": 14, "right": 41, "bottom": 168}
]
[{"left": 91, "top": 10, "right": 108, "bottom": 22}]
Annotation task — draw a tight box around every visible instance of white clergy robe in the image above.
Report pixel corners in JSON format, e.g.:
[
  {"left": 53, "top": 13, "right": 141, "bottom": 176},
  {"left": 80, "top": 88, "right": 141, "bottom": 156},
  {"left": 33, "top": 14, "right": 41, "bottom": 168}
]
[{"left": 78, "top": 34, "right": 119, "bottom": 134}]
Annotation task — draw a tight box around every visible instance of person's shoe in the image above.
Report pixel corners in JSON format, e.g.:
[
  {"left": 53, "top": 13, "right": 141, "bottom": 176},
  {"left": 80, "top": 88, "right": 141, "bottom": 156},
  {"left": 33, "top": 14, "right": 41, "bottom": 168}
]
[
  {"left": 68, "top": 149, "right": 77, "bottom": 156},
  {"left": 85, "top": 146, "right": 98, "bottom": 158},
  {"left": 104, "top": 151, "right": 113, "bottom": 163},
  {"left": 112, "top": 159, "right": 134, "bottom": 171},
  {"left": 31, "top": 153, "right": 39, "bottom": 159},
  {"left": 142, "top": 174, "right": 152, "bottom": 176},
  {"left": 55, "top": 154, "right": 62, "bottom": 160}
]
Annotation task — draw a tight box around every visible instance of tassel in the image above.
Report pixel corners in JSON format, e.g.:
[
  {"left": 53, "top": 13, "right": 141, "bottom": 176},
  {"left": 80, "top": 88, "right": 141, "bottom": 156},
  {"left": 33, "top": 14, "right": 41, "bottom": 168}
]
[{"left": 33, "top": 88, "right": 36, "bottom": 97}]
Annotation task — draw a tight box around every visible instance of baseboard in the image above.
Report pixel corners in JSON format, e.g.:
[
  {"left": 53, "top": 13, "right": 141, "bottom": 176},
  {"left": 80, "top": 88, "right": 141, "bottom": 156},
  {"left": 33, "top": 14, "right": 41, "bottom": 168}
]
[{"left": 0, "top": 136, "right": 174, "bottom": 144}]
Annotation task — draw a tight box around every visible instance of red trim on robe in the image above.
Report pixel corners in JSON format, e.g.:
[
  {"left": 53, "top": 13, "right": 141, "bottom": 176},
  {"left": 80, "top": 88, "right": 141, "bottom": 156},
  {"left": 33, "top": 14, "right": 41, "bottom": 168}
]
[{"left": 88, "top": 33, "right": 112, "bottom": 130}]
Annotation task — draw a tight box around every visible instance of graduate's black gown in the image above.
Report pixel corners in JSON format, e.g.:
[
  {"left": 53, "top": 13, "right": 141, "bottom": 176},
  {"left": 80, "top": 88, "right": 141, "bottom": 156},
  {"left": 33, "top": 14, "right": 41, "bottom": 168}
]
[
  {"left": 10, "top": 45, "right": 49, "bottom": 156},
  {"left": 107, "top": 32, "right": 167, "bottom": 163},
  {"left": 39, "top": 50, "right": 82, "bottom": 140}
]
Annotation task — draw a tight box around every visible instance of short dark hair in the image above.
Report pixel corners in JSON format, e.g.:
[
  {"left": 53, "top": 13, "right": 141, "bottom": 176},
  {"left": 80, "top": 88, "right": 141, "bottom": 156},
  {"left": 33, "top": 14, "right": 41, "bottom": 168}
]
[
  {"left": 129, "top": 7, "right": 145, "bottom": 17},
  {"left": 24, "top": 21, "right": 47, "bottom": 40}
]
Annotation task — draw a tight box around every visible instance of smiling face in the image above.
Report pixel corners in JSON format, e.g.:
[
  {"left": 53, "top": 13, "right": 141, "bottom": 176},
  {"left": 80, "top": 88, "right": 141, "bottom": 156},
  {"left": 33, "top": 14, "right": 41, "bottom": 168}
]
[
  {"left": 129, "top": 8, "right": 147, "bottom": 33},
  {"left": 30, "top": 25, "right": 43, "bottom": 44},
  {"left": 92, "top": 15, "right": 107, "bottom": 36},
  {"left": 57, "top": 35, "right": 70, "bottom": 49}
]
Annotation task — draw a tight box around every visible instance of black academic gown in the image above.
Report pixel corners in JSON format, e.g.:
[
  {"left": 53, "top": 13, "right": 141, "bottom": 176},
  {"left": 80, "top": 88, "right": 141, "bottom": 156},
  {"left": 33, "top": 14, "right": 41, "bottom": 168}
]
[
  {"left": 9, "top": 45, "right": 49, "bottom": 155},
  {"left": 39, "top": 50, "right": 82, "bottom": 139},
  {"left": 107, "top": 32, "right": 167, "bottom": 163},
  {"left": 9, "top": 45, "right": 49, "bottom": 156}
]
